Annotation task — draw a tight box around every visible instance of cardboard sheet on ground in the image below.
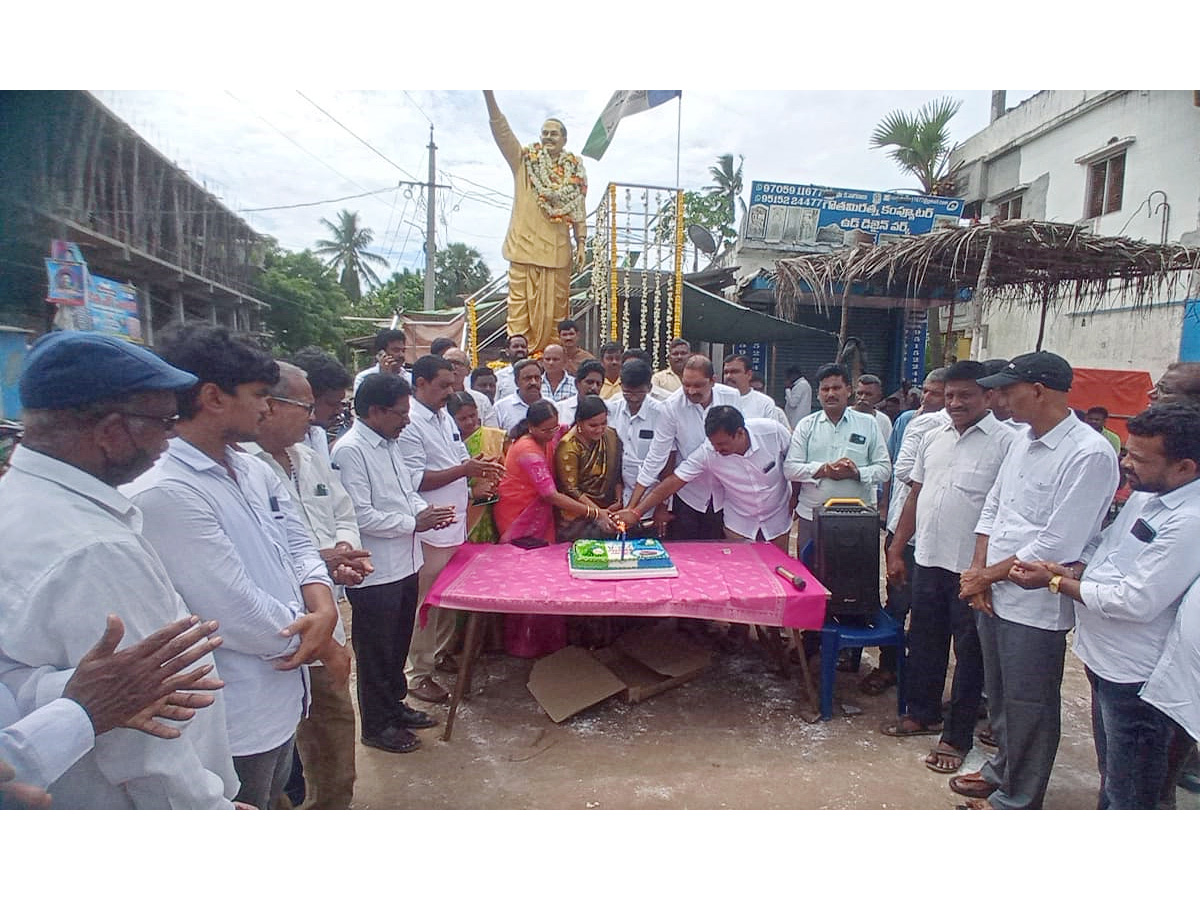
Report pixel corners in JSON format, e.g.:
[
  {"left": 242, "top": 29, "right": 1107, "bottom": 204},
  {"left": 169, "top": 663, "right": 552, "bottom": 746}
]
[{"left": 527, "top": 624, "right": 711, "bottom": 721}]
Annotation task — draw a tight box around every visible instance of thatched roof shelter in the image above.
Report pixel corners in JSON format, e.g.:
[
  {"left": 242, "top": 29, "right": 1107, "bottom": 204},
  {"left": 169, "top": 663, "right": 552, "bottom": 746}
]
[{"left": 773, "top": 219, "right": 1200, "bottom": 349}]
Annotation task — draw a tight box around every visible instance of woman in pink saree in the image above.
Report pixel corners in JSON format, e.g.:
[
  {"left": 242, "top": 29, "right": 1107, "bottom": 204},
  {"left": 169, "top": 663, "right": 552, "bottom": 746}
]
[{"left": 494, "top": 399, "right": 608, "bottom": 544}]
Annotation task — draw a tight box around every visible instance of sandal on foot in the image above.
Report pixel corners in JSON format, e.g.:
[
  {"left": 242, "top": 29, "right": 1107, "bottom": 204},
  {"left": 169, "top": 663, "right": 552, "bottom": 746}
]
[
  {"left": 976, "top": 726, "right": 998, "bottom": 749},
  {"left": 949, "top": 771, "right": 997, "bottom": 799},
  {"left": 880, "top": 716, "right": 943, "bottom": 737},
  {"left": 860, "top": 670, "right": 897, "bottom": 695},
  {"left": 925, "top": 745, "right": 965, "bottom": 774}
]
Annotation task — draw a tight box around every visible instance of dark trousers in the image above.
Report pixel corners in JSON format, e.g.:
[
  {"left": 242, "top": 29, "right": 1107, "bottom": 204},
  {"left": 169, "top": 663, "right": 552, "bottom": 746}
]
[
  {"left": 977, "top": 612, "right": 1067, "bottom": 809},
  {"left": 1087, "top": 667, "right": 1175, "bottom": 810},
  {"left": 668, "top": 497, "right": 724, "bottom": 541},
  {"left": 906, "top": 564, "right": 984, "bottom": 752},
  {"left": 233, "top": 735, "right": 296, "bottom": 809},
  {"left": 878, "top": 536, "right": 914, "bottom": 673},
  {"left": 346, "top": 574, "right": 419, "bottom": 739}
]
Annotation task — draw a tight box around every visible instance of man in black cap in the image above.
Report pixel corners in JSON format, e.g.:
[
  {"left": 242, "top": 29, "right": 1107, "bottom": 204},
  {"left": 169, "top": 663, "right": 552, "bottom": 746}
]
[
  {"left": 0, "top": 331, "right": 240, "bottom": 808},
  {"left": 951, "top": 351, "right": 1119, "bottom": 809}
]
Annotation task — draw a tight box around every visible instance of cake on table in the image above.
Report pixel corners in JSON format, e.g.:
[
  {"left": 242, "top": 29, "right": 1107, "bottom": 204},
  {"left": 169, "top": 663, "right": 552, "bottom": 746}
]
[{"left": 568, "top": 538, "right": 679, "bottom": 580}]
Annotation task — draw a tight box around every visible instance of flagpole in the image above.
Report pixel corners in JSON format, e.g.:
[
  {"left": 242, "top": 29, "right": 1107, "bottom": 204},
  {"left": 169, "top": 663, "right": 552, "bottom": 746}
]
[{"left": 675, "top": 94, "right": 682, "bottom": 189}]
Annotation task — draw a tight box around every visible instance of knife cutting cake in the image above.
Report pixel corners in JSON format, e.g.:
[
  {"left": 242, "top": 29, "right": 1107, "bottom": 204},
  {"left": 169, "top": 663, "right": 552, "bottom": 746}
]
[{"left": 568, "top": 538, "right": 679, "bottom": 580}]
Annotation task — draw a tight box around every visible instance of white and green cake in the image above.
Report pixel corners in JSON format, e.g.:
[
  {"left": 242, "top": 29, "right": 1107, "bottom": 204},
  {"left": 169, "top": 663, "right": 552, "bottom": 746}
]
[{"left": 568, "top": 538, "right": 679, "bottom": 580}]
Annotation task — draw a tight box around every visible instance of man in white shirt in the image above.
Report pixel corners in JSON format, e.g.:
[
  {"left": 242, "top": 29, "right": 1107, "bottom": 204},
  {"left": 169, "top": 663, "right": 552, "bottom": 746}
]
[
  {"left": 241, "top": 362, "right": 367, "bottom": 809},
  {"left": 399, "top": 355, "right": 505, "bottom": 704},
  {"left": 606, "top": 359, "right": 667, "bottom": 508},
  {"left": 128, "top": 326, "right": 339, "bottom": 810},
  {"left": 723, "top": 353, "right": 790, "bottom": 429},
  {"left": 630, "top": 355, "right": 742, "bottom": 541},
  {"left": 854, "top": 374, "right": 893, "bottom": 445},
  {"left": 652, "top": 337, "right": 690, "bottom": 397},
  {"left": 493, "top": 333, "right": 529, "bottom": 400},
  {"left": 332, "top": 373, "right": 456, "bottom": 753},
  {"left": 783, "top": 363, "right": 892, "bottom": 555},
  {"left": 882, "top": 362, "right": 1017, "bottom": 774},
  {"left": 556, "top": 359, "right": 606, "bottom": 425},
  {"left": 494, "top": 358, "right": 546, "bottom": 433},
  {"left": 1007, "top": 404, "right": 1200, "bottom": 808},
  {"left": 290, "top": 346, "right": 355, "bottom": 465},
  {"left": 952, "top": 352, "right": 1119, "bottom": 810},
  {"left": 616, "top": 406, "right": 793, "bottom": 552},
  {"left": 0, "top": 330, "right": 239, "bottom": 809},
  {"left": 444, "top": 348, "right": 499, "bottom": 428},
  {"left": 540, "top": 343, "right": 576, "bottom": 403},
  {"left": 1, "top": 614, "right": 224, "bottom": 808},
  {"left": 784, "top": 365, "right": 812, "bottom": 429},
  {"left": 352, "top": 328, "right": 410, "bottom": 400}
]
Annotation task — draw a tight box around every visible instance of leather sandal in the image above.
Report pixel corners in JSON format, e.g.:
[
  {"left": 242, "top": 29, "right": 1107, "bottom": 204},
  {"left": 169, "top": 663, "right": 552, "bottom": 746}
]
[{"left": 949, "top": 771, "right": 997, "bottom": 799}]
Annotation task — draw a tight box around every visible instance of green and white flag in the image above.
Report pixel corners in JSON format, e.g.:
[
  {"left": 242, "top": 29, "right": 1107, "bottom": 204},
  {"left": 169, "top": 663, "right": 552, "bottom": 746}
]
[{"left": 582, "top": 90, "right": 681, "bottom": 161}]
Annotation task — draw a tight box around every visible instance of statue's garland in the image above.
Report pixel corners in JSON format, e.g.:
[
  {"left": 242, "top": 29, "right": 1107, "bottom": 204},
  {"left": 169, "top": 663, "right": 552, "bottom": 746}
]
[{"left": 523, "top": 142, "right": 587, "bottom": 224}]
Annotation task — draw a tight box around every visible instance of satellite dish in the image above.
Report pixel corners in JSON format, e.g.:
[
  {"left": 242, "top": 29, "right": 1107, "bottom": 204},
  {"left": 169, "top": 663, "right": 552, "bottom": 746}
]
[{"left": 687, "top": 224, "right": 718, "bottom": 256}]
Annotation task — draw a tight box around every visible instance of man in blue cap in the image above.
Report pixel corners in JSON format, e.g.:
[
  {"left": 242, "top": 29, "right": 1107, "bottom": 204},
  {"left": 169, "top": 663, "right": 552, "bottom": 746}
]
[{"left": 0, "top": 331, "right": 241, "bottom": 808}]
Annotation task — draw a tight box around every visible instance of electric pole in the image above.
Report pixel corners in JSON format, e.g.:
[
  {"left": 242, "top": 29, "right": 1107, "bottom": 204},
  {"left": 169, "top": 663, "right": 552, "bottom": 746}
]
[{"left": 424, "top": 125, "right": 437, "bottom": 311}]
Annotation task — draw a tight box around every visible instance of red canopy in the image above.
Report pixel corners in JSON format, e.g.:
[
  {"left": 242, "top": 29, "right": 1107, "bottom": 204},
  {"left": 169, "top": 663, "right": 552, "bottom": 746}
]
[{"left": 1068, "top": 367, "right": 1153, "bottom": 445}]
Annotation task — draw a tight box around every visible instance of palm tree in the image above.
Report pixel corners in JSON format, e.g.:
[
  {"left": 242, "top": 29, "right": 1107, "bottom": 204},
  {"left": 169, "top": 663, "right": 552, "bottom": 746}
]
[
  {"left": 869, "top": 97, "right": 964, "bottom": 195},
  {"left": 313, "top": 210, "right": 389, "bottom": 303},
  {"left": 434, "top": 242, "right": 491, "bottom": 306},
  {"left": 706, "top": 153, "right": 746, "bottom": 225}
]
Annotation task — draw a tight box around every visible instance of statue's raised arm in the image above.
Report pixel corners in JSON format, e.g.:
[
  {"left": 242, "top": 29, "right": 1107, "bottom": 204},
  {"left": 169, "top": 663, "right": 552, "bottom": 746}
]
[{"left": 482, "top": 91, "right": 588, "bottom": 354}]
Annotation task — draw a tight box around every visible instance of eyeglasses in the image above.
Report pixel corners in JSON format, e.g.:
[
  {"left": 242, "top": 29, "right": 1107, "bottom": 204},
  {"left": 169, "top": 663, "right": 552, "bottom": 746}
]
[
  {"left": 269, "top": 396, "right": 316, "bottom": 415},
  {"left": 120, "top": 412, "right": 181, "bottom": 430}
]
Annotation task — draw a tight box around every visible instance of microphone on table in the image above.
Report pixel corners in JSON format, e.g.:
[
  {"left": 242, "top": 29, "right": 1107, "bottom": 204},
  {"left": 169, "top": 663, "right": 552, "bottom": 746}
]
[{"left": 774, "top": 565, "right": 806, "bottom": 590}]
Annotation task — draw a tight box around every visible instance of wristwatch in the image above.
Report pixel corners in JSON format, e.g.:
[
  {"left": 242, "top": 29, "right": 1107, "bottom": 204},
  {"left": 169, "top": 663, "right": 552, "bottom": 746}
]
[{"left": 1048, "top": 574, "right": 1063, "bottom": 594}]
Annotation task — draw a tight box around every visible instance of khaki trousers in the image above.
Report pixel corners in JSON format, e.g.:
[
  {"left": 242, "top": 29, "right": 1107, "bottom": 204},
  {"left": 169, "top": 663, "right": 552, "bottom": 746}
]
[
  {"left": 507, "top": 262, "right": 571, "bottom": 354},
  {"left": 294, "top": 663, "right": 357, "bottom": 809},
  {"left": 406, "top": 543, "right": 459, "bottom": 681},
  {"left": 723, "top": 525, "right": 790, "bottom": 553}
]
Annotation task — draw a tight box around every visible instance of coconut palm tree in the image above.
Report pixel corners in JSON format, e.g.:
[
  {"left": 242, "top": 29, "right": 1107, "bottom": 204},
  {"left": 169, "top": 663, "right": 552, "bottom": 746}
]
[
  {"left": 313, "top": 209, "right": 389, "bottom": 303},
  {"left": 869, "top": 97, "right": 964, "bottom": 196},
  {"left": 706, "top": 153, "right": 746, "bottom": 229},
  {"left": 434, "top": 242, "right": 492, "bottom": 306}
]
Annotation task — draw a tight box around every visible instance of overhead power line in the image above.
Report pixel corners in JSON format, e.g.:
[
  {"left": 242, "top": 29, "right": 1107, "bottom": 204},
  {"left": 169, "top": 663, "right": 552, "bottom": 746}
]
[{"left": 296, "top": 90, "right": 421, "bottom": 183}]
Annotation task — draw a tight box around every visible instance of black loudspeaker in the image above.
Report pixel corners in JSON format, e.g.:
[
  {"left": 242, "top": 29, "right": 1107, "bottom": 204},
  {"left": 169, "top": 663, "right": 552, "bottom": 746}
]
[{"left": 814, "top": 498, "right": 881, "bottom": 621}]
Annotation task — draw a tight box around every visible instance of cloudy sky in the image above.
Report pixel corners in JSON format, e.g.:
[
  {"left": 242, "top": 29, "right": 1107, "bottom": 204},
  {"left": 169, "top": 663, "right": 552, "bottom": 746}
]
[{"left": 90, "top": 88, "right": 1039, "bottom": 282}]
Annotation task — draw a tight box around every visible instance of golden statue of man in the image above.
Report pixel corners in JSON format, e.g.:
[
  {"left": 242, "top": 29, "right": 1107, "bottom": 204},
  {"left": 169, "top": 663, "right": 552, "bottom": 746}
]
[{"left": 484, "top": 90, "right": 587, "bottom": 354}]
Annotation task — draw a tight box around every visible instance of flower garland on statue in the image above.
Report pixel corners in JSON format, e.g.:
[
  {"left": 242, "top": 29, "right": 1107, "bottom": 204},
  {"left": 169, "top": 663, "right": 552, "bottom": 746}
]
[{"left": 522, "top": 143, "right": 587, "bottom": 224}]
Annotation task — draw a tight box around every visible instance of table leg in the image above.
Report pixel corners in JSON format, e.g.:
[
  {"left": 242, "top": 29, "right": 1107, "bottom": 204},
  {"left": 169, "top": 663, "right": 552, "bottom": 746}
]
[
  {"left": 790, "top": 629, "right": 819, "bottom": 718},
  {"left": 441, "top": 612, "right": 483, "bottom": 742}
]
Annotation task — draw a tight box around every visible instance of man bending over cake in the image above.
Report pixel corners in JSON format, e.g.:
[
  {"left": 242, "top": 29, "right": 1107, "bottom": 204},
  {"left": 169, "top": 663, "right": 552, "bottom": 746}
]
[{"left": 613, "top": 406, "right": 793, "bottom": 551}]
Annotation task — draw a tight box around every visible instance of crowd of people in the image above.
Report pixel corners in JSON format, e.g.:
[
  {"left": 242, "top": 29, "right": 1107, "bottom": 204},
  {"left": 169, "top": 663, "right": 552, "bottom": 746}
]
[{"left": 2, "top": 319, "right": 1198, "bottom": 811}]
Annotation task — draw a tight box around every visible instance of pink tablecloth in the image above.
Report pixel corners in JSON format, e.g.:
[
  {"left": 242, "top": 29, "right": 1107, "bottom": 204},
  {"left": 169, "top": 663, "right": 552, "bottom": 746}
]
[{"left": 426, "top": 541, "right": 828, "bottom": 630}]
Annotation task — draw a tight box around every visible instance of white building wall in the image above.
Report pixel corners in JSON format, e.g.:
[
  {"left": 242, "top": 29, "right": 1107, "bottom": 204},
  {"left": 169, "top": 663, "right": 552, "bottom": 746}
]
[{"left": 952, "top": 91, "right": 1200, "bottom": 372}]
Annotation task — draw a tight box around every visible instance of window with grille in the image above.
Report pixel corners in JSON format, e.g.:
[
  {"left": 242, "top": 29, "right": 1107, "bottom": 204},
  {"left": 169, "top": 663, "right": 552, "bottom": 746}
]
[
  {"left": 1085, "top": 152, "right": 1125, "bottom": 219},
  {"left": 996, "top": 194, "right": 1023, "bottom": 221}
]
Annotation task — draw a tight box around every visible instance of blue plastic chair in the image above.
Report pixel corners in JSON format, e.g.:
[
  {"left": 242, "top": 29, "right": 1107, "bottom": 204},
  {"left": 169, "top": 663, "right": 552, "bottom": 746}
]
[{"left": 802, "top": 541, "right": 906, "bottom": 721}]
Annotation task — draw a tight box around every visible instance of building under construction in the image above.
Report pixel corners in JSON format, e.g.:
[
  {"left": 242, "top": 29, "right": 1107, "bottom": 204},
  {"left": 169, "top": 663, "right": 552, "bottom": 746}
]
[{"left": 0, "top": 90, "right": 269, "bottom": 342}]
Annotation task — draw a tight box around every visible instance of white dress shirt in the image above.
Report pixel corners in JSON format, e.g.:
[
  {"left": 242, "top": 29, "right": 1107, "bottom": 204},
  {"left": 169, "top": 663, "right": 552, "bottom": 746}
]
[
  {"left": 783, "top": 407, "right": 892, "bottom": 520},
  {"left": 636, "top": 382, "right": 742, "bottom": 513},
  {"left": 1072, "top": 477, "right": 1200, "bottom": 684},
  {"left": 542, "top": 372, "right": 576, "bottom": 402},
  {"left": 733, "top": 389, "right": 790, "bottom": 430},
  {"left": 494, "top": 364, "right": 516, "bottom": 399},
  {"left": 0, "top": 688, "right": 94, "bottom": 792},
  {"left": 241, "top": 440, "right": 359, "bottom": 648},
  {"left": 975, "top": 413, "right": 1119, "bottom": 631},
  {"left": 127, "top": 438, "right": 331, "bottom": 757},
  {"left": 909, "top": 413, "right": 1017, "bottom": 573},
  {"left": 607, "top": 394, "right": 667, "bottom": 506},
  {"left": 674, "top": 418, "right": 795, "bottom": 541},
  {"left": 331, "top": 419, "right": 428, "bottom": 586},
  {"left": 494, "top": 393, "right": 535, "bottom": 433},
  {"left": 886, "top": 409, "right": 951, "bottom": 535},
  {"left": 871, "top": 409, "right": 893, "bottom": 445},
  {"left": 353, "top": 363, "right": 409, "bottom": 399},
  {"left": 785, "top": 378, "right": 812, "bottom": 428},
  {"left": 398, "top": 399, "right": 470, "bottom": 548},
  {"left": 556, "top": 393, "right": 581, "bottom": 424},
  {"left": 303, "top": 423, "right": 333, "bottom": 470},
  {"left": 0, "top": 446, "right": 237, "bottom": 808},
  {"left": 1140, "top": 576, "right": 1200, "bottom": 741}
]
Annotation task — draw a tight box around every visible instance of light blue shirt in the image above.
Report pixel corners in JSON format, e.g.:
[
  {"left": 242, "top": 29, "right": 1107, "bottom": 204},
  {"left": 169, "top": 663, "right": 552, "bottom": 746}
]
[{"left": 783, "top": 407, "right": 892, "bottom": 520}]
